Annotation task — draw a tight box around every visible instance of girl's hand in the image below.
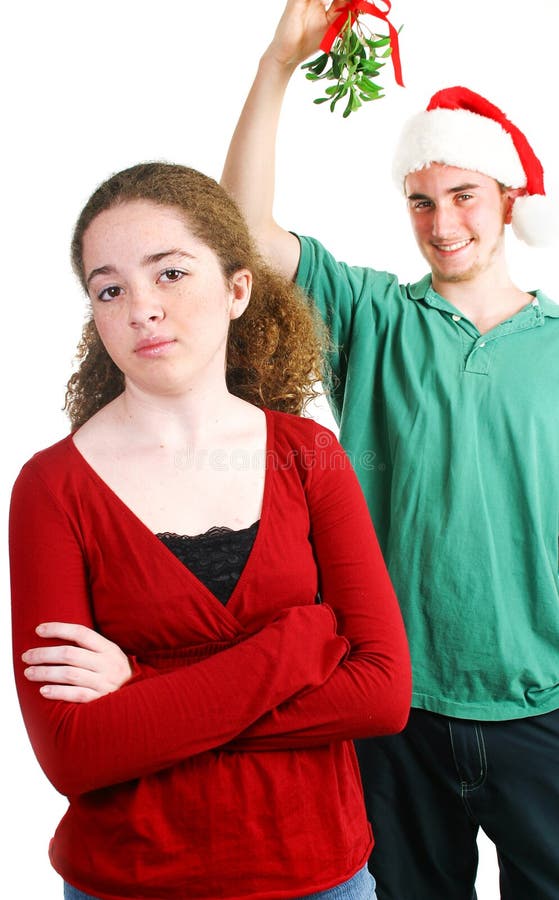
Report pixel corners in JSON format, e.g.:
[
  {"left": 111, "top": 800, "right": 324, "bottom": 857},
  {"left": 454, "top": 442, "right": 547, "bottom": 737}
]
[{"left": 22, "top": 622, "right": 133, "bottom": 703}]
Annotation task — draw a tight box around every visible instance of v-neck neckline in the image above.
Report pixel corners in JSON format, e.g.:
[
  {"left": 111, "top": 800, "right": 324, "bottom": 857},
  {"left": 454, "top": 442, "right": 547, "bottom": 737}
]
[{"left": 66, "top": 407, "right": 275, "bottom": 616}]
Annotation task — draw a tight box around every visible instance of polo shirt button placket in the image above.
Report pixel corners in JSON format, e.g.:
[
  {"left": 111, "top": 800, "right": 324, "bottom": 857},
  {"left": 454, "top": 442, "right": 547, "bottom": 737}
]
[{"left": 464, "top": 337, "right": 492, "bottom": 375}]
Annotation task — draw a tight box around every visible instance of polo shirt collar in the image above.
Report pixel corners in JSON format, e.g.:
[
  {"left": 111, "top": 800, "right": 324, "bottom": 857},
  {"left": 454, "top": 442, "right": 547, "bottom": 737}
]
[
  {"left": 408, "top": 275, "right": 468, "bottom": 318},
  {"left": 535, "top": 291, "right": 559, "bottom": 317},
  {"left": 408, "top": 276, "right": 559, "bottom": 322}
]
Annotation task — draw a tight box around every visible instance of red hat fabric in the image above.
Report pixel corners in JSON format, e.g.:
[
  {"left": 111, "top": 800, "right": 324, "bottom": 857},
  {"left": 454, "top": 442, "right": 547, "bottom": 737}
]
[{"left": 392, "top": 86, "right": 556, "bottom": 246}]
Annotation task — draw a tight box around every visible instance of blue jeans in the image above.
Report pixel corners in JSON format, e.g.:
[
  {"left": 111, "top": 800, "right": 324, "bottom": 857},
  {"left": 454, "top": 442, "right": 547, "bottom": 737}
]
[
  {"left": 63, "top": 866, "right": 377, "bottom": 900},
  {"left": 63, "top": 887, "right": 97, "bottom": 900},
  {"left": 301, "top": 864, "right": 377, "bottom": 899}
]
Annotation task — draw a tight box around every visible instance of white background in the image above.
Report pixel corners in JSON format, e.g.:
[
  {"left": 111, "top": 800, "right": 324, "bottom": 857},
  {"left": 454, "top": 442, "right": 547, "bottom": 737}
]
[{"left": 2, "top": 1, "right": 558, "bottom": 897}]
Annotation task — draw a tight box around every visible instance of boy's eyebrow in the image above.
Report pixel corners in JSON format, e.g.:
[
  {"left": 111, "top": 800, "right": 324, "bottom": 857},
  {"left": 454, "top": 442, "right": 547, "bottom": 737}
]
[
  {"left": 406, "top": 183, "right": 481, "bottom": 201},
  {"left": 86, "top": 249, "right": 197, "bottom": 286},
  {"left": 406, "top": 192, "right": 430, "bottom": 202}
]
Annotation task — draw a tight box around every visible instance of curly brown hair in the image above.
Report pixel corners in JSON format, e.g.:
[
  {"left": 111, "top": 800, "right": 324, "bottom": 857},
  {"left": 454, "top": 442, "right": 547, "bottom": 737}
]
[{"left": 66, "top": 162, "right": 329, "bottom": 430}]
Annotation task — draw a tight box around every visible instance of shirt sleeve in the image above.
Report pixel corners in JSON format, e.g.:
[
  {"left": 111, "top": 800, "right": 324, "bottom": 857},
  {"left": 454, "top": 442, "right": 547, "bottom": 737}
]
[
  {"left": 10, "top": 463, "right": 349, "bottom": 797},
  {"left": 296, "top": 235, "right": 390, "bottom": 422},
  {"left": 228, "top": 423, "right": 412, "bottom": 751}
]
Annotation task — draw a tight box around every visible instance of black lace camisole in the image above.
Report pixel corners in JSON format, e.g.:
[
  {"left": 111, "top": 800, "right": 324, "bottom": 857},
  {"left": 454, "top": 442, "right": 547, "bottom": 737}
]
[{"left": 157, "top": 521, "right": 259, "bottom": 606}]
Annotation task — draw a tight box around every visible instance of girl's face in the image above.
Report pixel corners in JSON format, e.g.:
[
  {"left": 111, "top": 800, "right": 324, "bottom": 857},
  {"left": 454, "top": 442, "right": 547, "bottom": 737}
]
[{"left": 82, "top": 199, "right": 251, "bottom": 397}]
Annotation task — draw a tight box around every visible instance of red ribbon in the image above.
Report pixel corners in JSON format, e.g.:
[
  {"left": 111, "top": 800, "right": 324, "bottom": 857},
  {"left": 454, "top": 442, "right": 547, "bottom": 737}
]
[{"left": 320, "top": 0, "right": 404, "bottom": 87}]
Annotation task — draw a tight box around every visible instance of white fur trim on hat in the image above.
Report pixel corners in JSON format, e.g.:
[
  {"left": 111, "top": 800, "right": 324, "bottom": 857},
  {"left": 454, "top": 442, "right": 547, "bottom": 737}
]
[{"left": 392, "top": 107, "right": 527, "bottom": 191}]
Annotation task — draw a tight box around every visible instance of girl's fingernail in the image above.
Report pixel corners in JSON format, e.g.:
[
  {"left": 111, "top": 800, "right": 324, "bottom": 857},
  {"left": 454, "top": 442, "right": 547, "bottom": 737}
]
[{"left": 40, "top": 686, "right": 52, "bottom": 696}]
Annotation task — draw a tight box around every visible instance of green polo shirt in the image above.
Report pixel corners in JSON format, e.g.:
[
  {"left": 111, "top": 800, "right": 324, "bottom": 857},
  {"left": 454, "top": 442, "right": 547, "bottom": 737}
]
[{"left": 297, "top": 234, "right": 559, "bottom": 720}]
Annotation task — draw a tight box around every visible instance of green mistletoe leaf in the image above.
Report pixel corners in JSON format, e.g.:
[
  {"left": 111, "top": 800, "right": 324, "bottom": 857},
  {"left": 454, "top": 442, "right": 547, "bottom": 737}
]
[{"left": 301, "top": 13, "right": 403, "bottom": 117}]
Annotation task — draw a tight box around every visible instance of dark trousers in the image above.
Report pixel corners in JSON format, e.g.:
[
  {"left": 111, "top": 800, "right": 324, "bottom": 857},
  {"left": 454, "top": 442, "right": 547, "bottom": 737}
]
[{"left": 356, "top": 707, "right": 559, "bottom": 900}]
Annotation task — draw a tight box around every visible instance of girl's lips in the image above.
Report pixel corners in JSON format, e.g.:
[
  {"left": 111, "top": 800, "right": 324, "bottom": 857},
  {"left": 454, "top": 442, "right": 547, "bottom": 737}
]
[{"left": 134, "top": 339, "right": 176, "bottom": 357}]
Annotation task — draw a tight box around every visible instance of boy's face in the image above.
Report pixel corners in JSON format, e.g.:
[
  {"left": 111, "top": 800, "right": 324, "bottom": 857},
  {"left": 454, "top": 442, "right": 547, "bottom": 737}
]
[{"left": 405, "top": 163, "right": 514, "bottom": 289}]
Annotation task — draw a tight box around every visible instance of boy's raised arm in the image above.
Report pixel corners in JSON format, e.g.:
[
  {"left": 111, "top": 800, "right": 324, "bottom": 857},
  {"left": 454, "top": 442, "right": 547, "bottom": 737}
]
[{"left": 221, "top": 0, "right": 345, "bottom": 279}]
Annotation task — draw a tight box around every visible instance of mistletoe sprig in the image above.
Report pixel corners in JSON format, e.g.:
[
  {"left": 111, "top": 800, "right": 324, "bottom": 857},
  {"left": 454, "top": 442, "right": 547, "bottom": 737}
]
[{"left": 301, "top": 5, "right": 403, "bottom": 118}]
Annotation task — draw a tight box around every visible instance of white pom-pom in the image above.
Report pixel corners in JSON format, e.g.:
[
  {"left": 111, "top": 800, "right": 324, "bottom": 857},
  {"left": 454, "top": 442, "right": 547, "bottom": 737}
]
[{"left": 511, "top": 194, "right": 559, "bottom": 247}]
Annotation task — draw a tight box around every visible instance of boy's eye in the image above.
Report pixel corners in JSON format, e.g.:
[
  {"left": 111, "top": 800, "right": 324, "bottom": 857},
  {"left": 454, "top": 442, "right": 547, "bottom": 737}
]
[
  {"left": 98, "top": 285, "right": 122, "bottom": 302},
  {"left": 159, "top": 268, "right": 186, "bottom": 283}
]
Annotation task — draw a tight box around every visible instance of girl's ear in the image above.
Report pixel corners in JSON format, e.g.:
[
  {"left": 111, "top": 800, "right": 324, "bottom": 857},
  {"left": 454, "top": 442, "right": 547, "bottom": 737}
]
[{"left": 229, "top": 269, "right": 252, "bottom": 320}]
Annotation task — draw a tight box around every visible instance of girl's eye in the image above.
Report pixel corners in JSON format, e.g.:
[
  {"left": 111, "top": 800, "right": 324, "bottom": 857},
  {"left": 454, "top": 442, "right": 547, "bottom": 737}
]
[
  {"left": 159, "top": 268, "right": 186, "bottom": 283},
  {"left": 97, "top": 285, "right": 122, "bottom": 302}
]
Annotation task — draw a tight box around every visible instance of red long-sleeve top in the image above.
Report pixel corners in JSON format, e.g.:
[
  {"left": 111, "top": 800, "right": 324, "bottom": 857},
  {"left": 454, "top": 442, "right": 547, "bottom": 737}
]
[{"left": 10, "top": 408, "right": 411, "bottom": 900}]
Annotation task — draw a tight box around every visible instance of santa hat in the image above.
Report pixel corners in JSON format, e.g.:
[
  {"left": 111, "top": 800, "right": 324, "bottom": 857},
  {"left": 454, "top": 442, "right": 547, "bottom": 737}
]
[{"left": 392, "top": 86, "right": 557, "bottom": 247}]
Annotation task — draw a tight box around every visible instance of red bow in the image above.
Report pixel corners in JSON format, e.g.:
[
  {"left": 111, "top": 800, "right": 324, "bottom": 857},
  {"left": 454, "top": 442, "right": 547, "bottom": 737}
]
[{"left": 320, "top": 0, "right": 404, "bottom": 87}]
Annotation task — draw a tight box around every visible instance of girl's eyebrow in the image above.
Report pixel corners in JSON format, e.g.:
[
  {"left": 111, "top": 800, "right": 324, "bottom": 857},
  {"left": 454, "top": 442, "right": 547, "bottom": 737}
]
[
  {"left": 86, "top": 249, "right": 197, "bottom": 286},
  {"left": 142, "top": 248, "right": 197, "bottom": 265},
  {"left": 86, "top": 264, "right": 115, "bottom": 286}
]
